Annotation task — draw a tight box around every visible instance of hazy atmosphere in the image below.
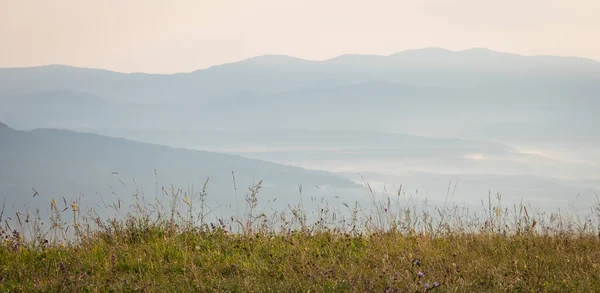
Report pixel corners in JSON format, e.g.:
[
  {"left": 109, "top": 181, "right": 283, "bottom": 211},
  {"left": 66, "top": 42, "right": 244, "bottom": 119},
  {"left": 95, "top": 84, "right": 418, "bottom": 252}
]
[
  {"left": 3, "top": 1, "right": 600, "bottom": 291},
  {"left": 2, "top": 0, "right": 600, "bottom": 73},
  {"left": 1, "top": 0, "right": 600, "bottom": 217}
]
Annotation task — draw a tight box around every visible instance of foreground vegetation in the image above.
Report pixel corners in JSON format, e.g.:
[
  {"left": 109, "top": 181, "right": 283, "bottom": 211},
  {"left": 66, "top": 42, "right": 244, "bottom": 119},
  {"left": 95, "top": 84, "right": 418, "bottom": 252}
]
[{"left": 2, "top": 180, "right": 600, "bottom": 292}]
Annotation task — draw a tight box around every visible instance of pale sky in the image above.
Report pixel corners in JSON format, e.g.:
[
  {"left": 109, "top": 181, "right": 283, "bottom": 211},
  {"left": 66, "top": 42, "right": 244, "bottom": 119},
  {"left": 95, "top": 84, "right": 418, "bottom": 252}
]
[{"left": 1, "top": 0, "right": 599, "bottom": 73}]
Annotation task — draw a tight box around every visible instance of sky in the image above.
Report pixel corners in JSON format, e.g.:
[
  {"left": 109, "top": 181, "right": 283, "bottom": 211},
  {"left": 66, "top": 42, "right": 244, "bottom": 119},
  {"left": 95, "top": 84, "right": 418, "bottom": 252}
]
[{"left": 1, "top": 0, "right": 599, "bottom": 73}]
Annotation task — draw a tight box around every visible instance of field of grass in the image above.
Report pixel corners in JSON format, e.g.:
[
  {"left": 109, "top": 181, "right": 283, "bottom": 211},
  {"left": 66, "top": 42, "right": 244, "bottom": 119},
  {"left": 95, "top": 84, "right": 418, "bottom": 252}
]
[{"left": 2, "top": 180, "right": 600, "bottom": 292}]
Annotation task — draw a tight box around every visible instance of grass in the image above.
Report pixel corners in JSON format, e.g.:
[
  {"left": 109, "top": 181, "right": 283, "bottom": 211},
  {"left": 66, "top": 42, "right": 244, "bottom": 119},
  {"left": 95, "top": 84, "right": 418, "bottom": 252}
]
[{"left": 2, "top": 179, "right": 600, "bottom": 292}]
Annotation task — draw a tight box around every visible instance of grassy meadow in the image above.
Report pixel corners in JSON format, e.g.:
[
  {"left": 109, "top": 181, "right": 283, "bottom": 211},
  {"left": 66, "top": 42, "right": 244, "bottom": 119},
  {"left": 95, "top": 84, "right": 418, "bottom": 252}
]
[{"left": 2, "top": 179, "right": 600, "bottom": 292}]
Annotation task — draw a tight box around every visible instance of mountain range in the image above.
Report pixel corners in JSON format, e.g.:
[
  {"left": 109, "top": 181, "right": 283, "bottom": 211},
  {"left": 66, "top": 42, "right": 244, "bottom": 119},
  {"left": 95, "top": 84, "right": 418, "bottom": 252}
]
[
  {"left": 1, "top": 47, "right": 599, "bottom": 212},
  {"left": 1, "top": 47, "right": 598, "bottom": 143},
  {"left": 0, "top": 122, "right": 359, "bottom": 214}
]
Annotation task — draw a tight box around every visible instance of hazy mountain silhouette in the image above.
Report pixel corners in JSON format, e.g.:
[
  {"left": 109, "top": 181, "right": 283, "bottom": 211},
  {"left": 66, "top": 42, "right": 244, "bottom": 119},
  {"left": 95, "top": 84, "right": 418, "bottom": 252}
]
[
  {"left": 1, "top": 48, "right": 599, "bottom": 212},
  {"left": 0, "top": 123, "right": 359, "bottom": 212},
  {"left": 75, "top": 128, "right": 515, "bottom": 156},
  {"left": 1, "top": 48, "right": 598, "bottom": 103},
  {"left": 0, "top": 121, "right": 10, "bottom": 130},
  {"left": 1, "top": 48, "right": 599, "bottom": 193}
]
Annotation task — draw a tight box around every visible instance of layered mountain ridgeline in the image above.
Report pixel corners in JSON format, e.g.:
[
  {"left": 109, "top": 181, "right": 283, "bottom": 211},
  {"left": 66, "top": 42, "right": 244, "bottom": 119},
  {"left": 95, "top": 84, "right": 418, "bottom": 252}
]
[
  {"left": 2, "top": 47, "right": 598, "bottom": 101},
  {"left": 57, "top": 127, "right": 599, "bottom": 207},
  {"left": 69, "top": 128, "right": 514, "bottom": 154},
  {"left": 0, "top": 48, "right": 598, "bottom": 143},
  {"left": 1, "top": 48, "right": 599, "bottom": 213},
  {"left": 0, "top": 123, "right": 360, "bottom": 214}
]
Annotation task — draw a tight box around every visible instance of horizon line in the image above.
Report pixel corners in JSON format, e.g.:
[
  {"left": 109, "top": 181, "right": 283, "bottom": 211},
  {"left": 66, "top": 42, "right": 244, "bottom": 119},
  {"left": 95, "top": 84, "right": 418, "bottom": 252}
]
[{"left": 1, "top": 46, "right": 599, "bottom": 75}]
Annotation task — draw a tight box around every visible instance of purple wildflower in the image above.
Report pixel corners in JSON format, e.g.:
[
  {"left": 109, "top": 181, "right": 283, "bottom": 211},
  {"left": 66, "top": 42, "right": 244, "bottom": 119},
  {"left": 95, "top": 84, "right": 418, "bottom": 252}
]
[
  {"left": 433, "top": 282, "right": 439, "bottom": 287},
  {"left": 424, "top": 283, "right": 431, "bottom": 289},
  {"left": 418, "top": 271, "right": 424, "bottom": 278}
]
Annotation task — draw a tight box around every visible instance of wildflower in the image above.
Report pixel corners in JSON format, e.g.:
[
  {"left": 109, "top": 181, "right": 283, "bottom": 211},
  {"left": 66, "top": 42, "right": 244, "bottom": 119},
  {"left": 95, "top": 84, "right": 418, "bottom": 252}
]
[
  {"left": 184, "top": 196, "right": 190, "bottom": 205},
  {"left": 433, "top": 282, "right": 439, "bottom": 287},
  {"left": 71, "top": 203, "right": 78, "bottom": 212},
  {"left": 51, "top": 199, "right": 57, "bottom": 208},
  {"left": 418, "top": 271, "right": 424, "bottom": 278},
  {"left": 424, "top": 283, "right": 430, "bottom": 289},
  {"left": 412, "top": 259, "right": 421, "bottom": 266}
]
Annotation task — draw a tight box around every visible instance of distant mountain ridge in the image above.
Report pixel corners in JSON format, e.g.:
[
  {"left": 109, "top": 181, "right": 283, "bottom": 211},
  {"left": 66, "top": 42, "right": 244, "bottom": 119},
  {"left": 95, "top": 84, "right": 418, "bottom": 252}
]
[
  {"left": 3, "top": 47, "right": 599, "bottom": 74},
  {"left": 1, "top": 48, "right": 599, "bottom": 212},
  {"left": 0, "top": 122, "right": 359, "bottom": 211},
  {"left": 1, "top": 47, "right": 597, "bottom": 102},
  {"left": 0, "top": 47, "right": 598, "bottom": 142}
]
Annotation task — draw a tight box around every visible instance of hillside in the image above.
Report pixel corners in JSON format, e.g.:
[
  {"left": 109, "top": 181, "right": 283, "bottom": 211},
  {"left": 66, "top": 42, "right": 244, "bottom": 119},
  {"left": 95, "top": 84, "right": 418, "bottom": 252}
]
[
  {"left": 0, "top": 123, "right": 359, "bottom": 213},
  {"left": 1, "top": 48, "right": 599, "bottom": 214}
]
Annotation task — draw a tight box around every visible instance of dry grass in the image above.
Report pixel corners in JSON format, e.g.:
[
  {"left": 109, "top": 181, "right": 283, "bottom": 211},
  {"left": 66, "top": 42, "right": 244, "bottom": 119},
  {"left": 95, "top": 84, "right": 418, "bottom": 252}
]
[{"left": 2, "top": 180, "right": 600, "bottom": 292}]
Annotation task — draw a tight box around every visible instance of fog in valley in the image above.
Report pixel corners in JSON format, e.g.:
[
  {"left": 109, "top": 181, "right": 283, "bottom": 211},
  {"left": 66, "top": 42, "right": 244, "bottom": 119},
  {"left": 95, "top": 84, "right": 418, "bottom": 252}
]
[{"left": 1, "top": 48, "right": 599, "bottom": 220}]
